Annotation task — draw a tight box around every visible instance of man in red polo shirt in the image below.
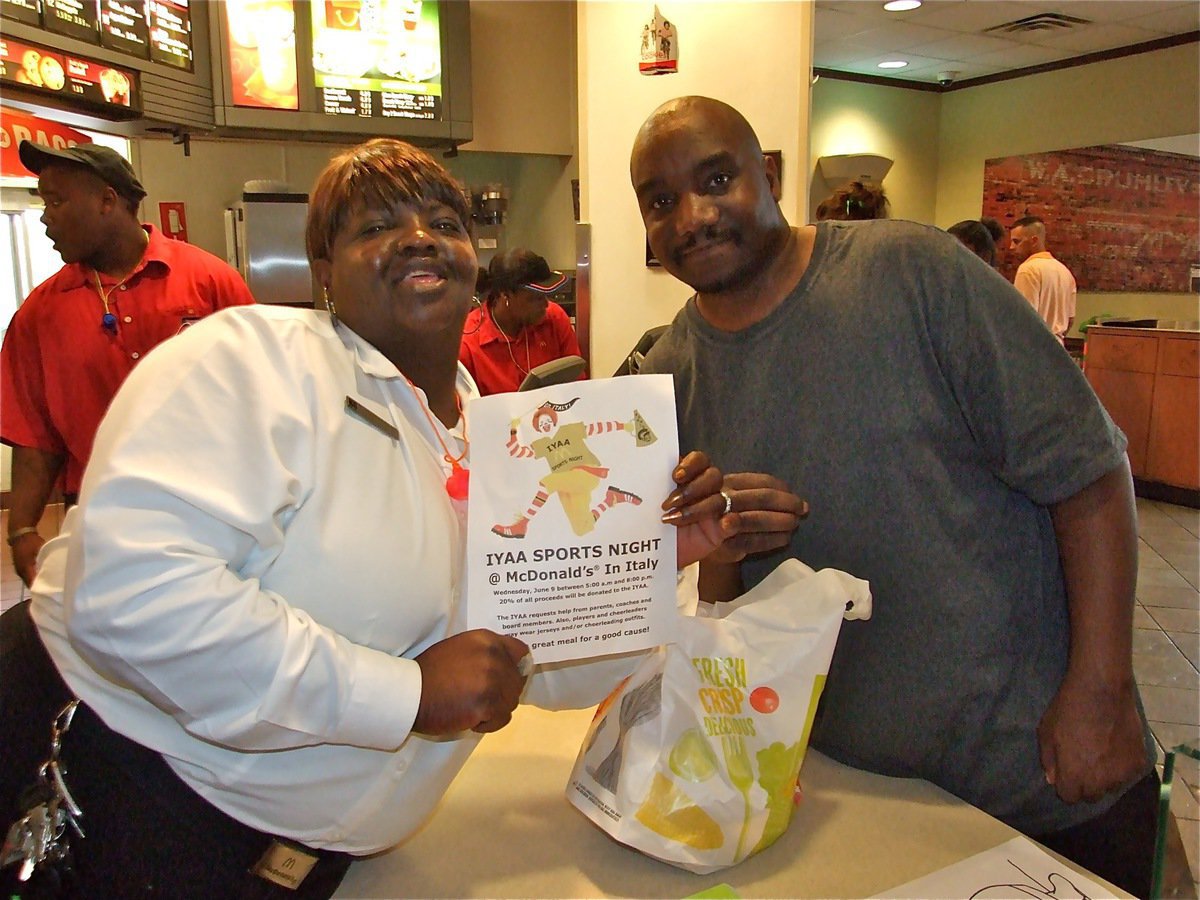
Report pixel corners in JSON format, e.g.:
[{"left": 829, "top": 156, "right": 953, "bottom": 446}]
[{"left": 1, "top": 141, "right": 255, "bottom": 586}]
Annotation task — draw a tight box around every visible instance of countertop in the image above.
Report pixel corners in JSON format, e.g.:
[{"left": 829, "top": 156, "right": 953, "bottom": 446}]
[{"left": 334, "top": 706, "right": 1125, "bottom": 899}]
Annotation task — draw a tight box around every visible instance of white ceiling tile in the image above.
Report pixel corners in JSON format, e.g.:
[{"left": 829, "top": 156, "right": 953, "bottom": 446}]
[
  {"left": 1034, "top": 1, "right": 1191, "bottom": 26},
  {"left": 905, "top": 31, "right": 1027, "bottom": 60},
  {"left": 969, "top": 41, "right": 1078, "bottom": 68},
  {"left": 1130, "top": 5, "right": 1200, "bottom": 34},
  {"left": 848, "top": 21, "right": 966, "bottom": 50},
  {"left": 1026, "top": 22, "right": 1167, "bottom": 53},
  {"left": 902, "top": 0, "right": 1041, "bottom": 33},
  {"left": 813, "top": 0, "right": 1199, "bottom": 82},
  {"left": 814, "top": 7, "right": 879, "bottom": 43}
]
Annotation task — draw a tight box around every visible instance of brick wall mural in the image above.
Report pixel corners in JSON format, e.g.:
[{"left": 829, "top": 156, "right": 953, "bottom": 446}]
[{"left": 982, "top": 144, "right": 1199, "bottom": 292}]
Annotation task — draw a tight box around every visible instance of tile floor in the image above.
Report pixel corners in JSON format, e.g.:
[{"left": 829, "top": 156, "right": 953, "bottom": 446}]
[{"left": 2, "top": 498, "right": 1198, "bottom": 893}]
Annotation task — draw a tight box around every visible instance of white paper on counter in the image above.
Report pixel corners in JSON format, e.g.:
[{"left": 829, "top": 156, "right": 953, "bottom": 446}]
[
  {"left": 466, "top": 375, "right": 679, "bottom": 664},
  {"left": 874, "top": 835, "right": 1120, "bottom": 899}
]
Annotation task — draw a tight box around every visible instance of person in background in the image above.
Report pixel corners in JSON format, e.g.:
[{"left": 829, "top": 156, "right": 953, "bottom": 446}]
[
  {"left": 1009, "top": 214, "right": 1077, "bottom": 343},
  {"left": 459, "top": 248, "right": 585, "bottom": 395},
  {"left": 631, "top": 96, "right": 1155, "bottom": 897},
  {"left": 0, "top": 137, "right": 805, "bottom": 898},
  {"left": 814, "top": 179, "right": 889, "bottom": 221},
  {"left": 948, "top": 219, "right": 996, "bottom": 266},
  {"left": 1, "top": 141, "right": 255, "bottom": 587},
  {"left": 980, "top": 215, "right": 1005, "bottom": 249}
]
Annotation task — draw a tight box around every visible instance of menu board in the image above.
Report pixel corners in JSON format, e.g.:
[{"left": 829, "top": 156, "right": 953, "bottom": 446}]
[
  {"left": 0, "top": 36, "right": 141, "bottom": 112},
  {"left": 0, "top": 0, "right": 42, "bottom": 27},
  {"left": 310, "top": 0, "right": 442, "bottom": 120},
  {"left": 4, "top": 0, "right": 194, "bottom": 74},
  {"left": 149, "top": 0, "right": 193, "bottom": 70},
  {"left": 43, "top": 0, "right": 100, "bottom": 44},
  {"left": 225, "top": 0, "right": 299, "bottom": 110},
  {"left": 100, "top": 0, "right": 151, "bottom": 59}
]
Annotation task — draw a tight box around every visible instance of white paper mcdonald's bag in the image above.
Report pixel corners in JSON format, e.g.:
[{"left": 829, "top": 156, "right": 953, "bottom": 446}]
[{"left": 566, "top": 558, "right": 871, "bottom": 874}]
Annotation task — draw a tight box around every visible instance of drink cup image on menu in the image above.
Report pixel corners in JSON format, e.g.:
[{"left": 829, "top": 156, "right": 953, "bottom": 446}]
[{"left": 402, "top": 0, "right": 422, "bottom": 30}]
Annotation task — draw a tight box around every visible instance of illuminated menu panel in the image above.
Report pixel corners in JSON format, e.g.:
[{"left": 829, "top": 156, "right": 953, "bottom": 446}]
[
  {"left": 224, "top": 0, "right": 298, "bottom": 109},
  {"left": 0, "top": 0, "right": 41, "bottom": 27},
  {"left": 0, "top": 36, "right": 141, "bottom": 112},
  {"left": 44, "top": 0, "right": 100, "bottom": 44},
  {"left": 149, "top": 0, "right": 193, "bottom": 70},
  {"left": 100, "top": 0, "right": 151, "bottom": 59},
  {"left": 311, "top": 0, "right": 442, "bottom": 121}
]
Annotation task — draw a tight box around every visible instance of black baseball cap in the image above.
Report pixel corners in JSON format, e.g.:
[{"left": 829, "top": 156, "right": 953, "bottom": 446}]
[
  {"left": 513, "top": 250, "right": 569, "bottom": 294},
  {"left": 18, "top": 140, "right": 146, "bottom": 204}
]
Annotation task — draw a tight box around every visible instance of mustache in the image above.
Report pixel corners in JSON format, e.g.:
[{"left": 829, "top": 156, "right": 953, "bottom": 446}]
[{"left": 672, "top": 226, "right": 739, "bottom": 267}]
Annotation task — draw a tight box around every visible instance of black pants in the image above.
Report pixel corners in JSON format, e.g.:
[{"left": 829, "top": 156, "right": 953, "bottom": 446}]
[
  {"left": 0, "top": 601, "right": 353, "bottom": 899},
  {"left": 1032, "top": 767, "right": 1160, "bottom": 899}
]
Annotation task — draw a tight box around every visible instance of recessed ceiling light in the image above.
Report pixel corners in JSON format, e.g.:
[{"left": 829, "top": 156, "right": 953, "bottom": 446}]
[
  {"left": 877, "top": 60, "right": 909, "bottom": 69},
  {"left": 884, "top": 0, "right": 922, "bottom": 11}
]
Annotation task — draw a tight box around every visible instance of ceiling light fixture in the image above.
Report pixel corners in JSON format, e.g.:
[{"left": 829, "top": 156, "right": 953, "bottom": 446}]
[
  {"left": 883, "top": 0, "right": 922, "bottom": 11},
  {"left": 877, "top": 60, "right": 909, "bottom": 69}
]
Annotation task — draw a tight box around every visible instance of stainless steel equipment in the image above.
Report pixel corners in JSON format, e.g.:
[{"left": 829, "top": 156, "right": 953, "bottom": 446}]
[{"left": 224, "top": 190, "right": 316, "bottom": 306}]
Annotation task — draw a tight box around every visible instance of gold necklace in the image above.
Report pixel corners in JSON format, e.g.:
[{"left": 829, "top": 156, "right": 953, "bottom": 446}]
[
  {"left": 403, "top": 377, "right": 470, "bottom": 499},
  {"left": 92, "top": 231, "right": 148, "bottom": 334}
]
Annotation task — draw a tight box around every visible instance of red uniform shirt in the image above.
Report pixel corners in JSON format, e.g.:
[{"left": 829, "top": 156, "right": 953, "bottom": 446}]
[
  {"left": 459, "top": 301, "right": 584, "bottom": 395},
  {"left": 0, "top": 225, "right": 256, "bottom": 493}
]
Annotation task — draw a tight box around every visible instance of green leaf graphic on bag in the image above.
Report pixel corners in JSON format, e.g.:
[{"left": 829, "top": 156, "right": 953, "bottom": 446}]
[{"left": 751, "top": 675, "right": 826, "bottom": 854}]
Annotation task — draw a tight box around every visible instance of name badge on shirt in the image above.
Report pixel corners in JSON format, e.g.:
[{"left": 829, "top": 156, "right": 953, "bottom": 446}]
[{"left": 251, "top": 839, "right": 320, "bottom": 890}]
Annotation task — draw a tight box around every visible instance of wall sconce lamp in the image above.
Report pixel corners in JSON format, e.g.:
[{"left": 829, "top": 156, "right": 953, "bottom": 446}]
[{"left": 816, "top": 153, "right": 894, "bottom": 185}]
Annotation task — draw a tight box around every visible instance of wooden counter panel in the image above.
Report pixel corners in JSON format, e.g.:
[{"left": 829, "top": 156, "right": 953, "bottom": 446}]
[
  {"left": 1160, "top": 337, "right": 1200, "bottom": 378},
  {"left": 1146, "top": 375, "right": 1200, "bottom": 489},
  {"left": 1087, "top": 369, "right": 1154, "bottom": 476},
  {"left": 1086, "top": 332, "right": 1159, "bottom": 373}
]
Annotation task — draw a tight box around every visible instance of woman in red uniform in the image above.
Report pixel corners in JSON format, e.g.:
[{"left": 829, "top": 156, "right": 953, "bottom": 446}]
[{"left": 459, "top": 248, "right": 585, "bottom": 394}]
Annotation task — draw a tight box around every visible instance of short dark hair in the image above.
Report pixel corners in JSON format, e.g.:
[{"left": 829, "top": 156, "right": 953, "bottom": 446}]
[
  {"left": 306, "top": 138, "right": 470, "bottom": 265},
  {"left": 979, "top": 216, "right": 1004, "bottom": 244},
  {"left": 948, "top": 220, "right": 996, "bottom": 266},
  {"left": 1012, "top": 215, "right": 1044, "bottom": 230},
  {"left": 815, "top": 181, "right": 889, "bottom": 221}
]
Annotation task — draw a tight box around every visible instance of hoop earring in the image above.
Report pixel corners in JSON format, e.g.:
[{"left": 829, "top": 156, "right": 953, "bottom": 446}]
[{"left": 324, "top": 286, "right": 340, "bottom": 328}]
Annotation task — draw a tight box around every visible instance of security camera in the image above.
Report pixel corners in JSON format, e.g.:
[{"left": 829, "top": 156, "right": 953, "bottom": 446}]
[{"left": 937, "top": 71, "right": 959, "bottom": 87}]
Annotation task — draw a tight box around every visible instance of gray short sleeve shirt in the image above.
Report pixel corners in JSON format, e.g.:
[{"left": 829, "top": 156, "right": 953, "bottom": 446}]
[{"left": 642, "top": 219, "right": 1151, "bottom": 834}]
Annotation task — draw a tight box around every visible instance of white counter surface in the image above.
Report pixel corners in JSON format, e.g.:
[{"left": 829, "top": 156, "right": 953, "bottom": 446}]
[{"left": 334, "top": 705, "right": 1123, "bottom": 899}]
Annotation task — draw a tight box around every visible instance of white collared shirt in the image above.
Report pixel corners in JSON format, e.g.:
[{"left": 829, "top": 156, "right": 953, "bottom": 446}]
[{"left": 31, "top": 306, "right": 628, "bottom": 853}]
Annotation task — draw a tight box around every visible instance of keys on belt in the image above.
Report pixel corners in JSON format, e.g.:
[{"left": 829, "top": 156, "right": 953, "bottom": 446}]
[{"left": 2, "top": 700, "right": 84, "bottom": 888}]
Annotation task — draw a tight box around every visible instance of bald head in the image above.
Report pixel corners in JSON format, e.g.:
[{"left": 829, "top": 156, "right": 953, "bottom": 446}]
[
  {"left": 631, "top": 96, "right": 764, "bottom": 182},
  {"left": 628, "top": 96, "right": 788, "bottom": 297}
]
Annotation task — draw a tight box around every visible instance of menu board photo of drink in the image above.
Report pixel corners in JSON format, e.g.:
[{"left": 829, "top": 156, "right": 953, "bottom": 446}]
[
  {"left": 225, "top": 0, "right": 299, "bottom": 110},
  {"left": 311, "top": 0, "right": 442, "bottom": 120}
]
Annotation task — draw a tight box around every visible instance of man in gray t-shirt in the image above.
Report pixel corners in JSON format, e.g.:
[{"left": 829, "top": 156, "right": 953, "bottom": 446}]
[{"left": 631, "top": 95, "right": 1155, "bottom": 897}]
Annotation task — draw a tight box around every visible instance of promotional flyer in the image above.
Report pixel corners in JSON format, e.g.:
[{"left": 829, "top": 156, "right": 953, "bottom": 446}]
[{"left": 467, "top": 376, "right": 679, "bottom": 665}]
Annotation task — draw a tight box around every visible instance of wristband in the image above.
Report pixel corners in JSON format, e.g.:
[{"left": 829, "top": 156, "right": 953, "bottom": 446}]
[{"left": 6, "top": 527, "right": 40, "bottom": 546}]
